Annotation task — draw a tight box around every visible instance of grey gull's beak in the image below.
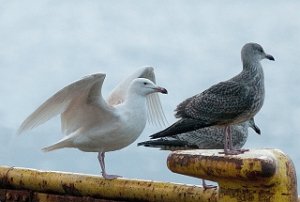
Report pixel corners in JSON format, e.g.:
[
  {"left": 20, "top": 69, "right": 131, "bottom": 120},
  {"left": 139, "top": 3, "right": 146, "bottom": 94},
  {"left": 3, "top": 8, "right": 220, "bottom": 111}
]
[
  {"left": 265, "top": 54, "right": 275, "bottom": 61},
  {"left": 252, "top": 123, "right": 261, "bottom": 135}
]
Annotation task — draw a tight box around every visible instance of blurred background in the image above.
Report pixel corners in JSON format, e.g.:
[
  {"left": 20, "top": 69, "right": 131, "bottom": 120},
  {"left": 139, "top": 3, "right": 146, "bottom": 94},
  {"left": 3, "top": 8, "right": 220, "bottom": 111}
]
[{"left": 0, "top": 0, "right": 299, "bottom": 190}]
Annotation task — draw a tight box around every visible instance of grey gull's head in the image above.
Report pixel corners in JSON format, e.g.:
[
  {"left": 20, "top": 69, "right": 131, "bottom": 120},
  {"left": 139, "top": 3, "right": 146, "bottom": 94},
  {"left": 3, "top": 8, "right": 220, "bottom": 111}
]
[
  {"left": 241, "top": 43, "right": 275, "bottom": 64},
  {"left": 248, "top": 117, "right": 261, "bottom": 135},
  {"left": 237, "top": 117, "right": 261, "bottom": 135}
]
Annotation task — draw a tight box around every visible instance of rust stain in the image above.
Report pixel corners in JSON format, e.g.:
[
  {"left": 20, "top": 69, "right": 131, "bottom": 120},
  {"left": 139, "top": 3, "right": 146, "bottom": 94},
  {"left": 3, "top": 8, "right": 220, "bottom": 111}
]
[
  {"left": 19, "top": 179, "right": 25, "bottom": 187},
  {"left": 260, "top": 159, "right": 276, "bottom": 178},
  {"left": 62, "top": 183, "right": 81, "bottom": 196},
  {"left": 1, "top": 189, "right": 31, "bottom": 202},
  {"left": 32, "top": 191, "right": 129, "bottom": 202},
  {"left": 245, "top": 170, "right": 261, "bottom": 180},
  {"left": 38, "top": 179, "right": 48, "bottom": 189}
]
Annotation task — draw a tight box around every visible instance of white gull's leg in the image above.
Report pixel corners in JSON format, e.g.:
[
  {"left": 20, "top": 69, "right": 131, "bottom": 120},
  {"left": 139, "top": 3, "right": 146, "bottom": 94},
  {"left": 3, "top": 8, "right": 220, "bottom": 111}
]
[{"left": 97, "top": 152, "right": 121, "bottom": 179}]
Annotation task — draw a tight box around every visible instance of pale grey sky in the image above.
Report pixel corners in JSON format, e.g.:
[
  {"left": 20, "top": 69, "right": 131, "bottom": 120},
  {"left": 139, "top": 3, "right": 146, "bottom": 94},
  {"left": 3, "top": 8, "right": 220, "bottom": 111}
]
[{"left": 0, "top": 0, "right": 300, "bottom": 190}]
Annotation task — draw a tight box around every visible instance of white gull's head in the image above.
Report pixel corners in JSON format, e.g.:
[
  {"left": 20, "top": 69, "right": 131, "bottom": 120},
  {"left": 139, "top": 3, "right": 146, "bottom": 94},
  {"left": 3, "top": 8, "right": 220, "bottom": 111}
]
[{"left": 128, "top": 78, "right": 168, "bottom": 96}]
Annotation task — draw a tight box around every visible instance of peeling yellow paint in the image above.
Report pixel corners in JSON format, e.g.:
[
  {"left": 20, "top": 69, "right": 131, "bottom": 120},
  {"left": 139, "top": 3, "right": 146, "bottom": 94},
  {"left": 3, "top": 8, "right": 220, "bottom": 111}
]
[
  {"left": 0, "top": 149, "right": 298, "bottom": 202},
  {"left": 0, "top": 166, "right": 216, "bottom": 202},
  {"left": 167, "top": 149, "right": 298, "bottom": 202}
]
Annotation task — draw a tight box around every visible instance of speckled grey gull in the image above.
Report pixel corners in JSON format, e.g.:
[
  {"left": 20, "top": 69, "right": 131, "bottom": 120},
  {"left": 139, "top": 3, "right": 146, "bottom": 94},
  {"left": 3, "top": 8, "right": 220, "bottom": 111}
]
[
  {"left": 150, "top": 43, "right": 274, "bottom": 155},
  {"left": 138, "top": 118, "right": 260, "bottom": 150}
]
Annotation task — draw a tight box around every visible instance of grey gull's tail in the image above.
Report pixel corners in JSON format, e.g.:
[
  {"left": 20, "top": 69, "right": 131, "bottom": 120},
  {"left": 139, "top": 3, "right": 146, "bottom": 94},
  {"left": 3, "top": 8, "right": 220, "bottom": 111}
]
[
  {"left": 150, "top": 118, "right": 213, "bottom": 139},
  {"left": 138, "top": 138, "right": 198, "bottom": 150}
]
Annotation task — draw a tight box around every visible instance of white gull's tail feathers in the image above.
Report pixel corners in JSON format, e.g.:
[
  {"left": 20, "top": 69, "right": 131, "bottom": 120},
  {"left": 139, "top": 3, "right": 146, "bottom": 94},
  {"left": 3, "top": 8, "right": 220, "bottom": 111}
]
[{"left": 42, "top": 136, "right": 73, "bottom": 152}]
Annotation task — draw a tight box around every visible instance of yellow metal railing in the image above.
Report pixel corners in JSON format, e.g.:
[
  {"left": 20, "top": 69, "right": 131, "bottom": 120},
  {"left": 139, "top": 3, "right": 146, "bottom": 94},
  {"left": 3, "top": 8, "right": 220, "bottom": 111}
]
[
  {"left": 0, "top": 166, "right": 215, "bottom": 202},
  {"left": 168, "top": 148, "right": 298, "bottom": 202},
  {"left": 0, "top": 149, "right": 298, "bottom": 202}
]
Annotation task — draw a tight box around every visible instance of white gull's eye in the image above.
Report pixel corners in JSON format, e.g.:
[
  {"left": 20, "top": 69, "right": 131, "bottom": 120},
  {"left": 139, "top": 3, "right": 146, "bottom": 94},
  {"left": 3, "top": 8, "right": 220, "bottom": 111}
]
[{"left": 143, "top": 82, "right": 147, "bottom": 85}]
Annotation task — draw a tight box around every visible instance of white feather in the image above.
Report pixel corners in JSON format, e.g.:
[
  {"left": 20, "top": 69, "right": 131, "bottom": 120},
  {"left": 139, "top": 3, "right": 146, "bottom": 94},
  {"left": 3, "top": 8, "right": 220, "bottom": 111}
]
[
  {"left": 107, "top": 67, "right": 168, "bottom": 127},
  {"left": 17, "top": 69, "right": 168, "bottom": 179},
  {"left": 17, "top": 74, "right": 107, "bottom": 134},
  {"left": 18, "top": 68, "right": 167, "bottom": 151}
]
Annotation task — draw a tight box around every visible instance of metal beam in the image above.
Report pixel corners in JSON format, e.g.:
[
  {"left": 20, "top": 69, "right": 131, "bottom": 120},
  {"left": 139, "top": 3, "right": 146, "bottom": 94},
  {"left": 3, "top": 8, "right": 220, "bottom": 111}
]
[
  {"left": 0, "top": 166, "right": 216, "bottom": 202},
  {"left": 168, "top": 148, "right": 298, "bottom": 202},
  {"left": 0, "top": 149, "right": 298, "bottom": 201}
]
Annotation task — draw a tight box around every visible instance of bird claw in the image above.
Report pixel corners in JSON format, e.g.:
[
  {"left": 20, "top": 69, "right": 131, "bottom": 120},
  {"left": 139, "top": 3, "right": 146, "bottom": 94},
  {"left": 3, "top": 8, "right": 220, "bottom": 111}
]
[
  {"left": 102, "top": 173, "right": 122, "bottom": 180},
  {"left": 236, "top": 148, "right": 249, "bottom": 153},
  {"left": 202, "top": 179, "right": 218, "bottom": 190},
  {"left": 203, "top": 184, "right": 217, "bottom": 190},
  {"left": 219, "top": 149, "right": 247, "bottom": 155}
]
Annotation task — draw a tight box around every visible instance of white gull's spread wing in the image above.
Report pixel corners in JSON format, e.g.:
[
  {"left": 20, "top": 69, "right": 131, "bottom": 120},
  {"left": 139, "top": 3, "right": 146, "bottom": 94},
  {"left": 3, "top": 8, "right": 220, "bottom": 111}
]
[
  {"left": 61, "top": 74, "right": 118, "bottom": 135},
  {"left": 107, "top": 67, "right": 167, "bottom": 127},
  {"left": 17, "top": 73, "right": 115, "bottom": 135}
]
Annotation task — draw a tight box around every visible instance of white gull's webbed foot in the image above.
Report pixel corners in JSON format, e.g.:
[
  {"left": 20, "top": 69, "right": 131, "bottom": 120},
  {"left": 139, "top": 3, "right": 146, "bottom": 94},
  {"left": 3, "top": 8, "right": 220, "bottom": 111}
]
[{"left": 102, "top": 172, "right": 122, "bottom": 180}]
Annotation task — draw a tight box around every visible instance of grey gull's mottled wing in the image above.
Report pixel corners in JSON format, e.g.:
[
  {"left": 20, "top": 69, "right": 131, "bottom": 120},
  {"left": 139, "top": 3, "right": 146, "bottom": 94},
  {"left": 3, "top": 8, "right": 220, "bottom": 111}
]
[
  {"left": 176, "top": 80, "right": 255, "bottom": 124},
  {"left": 150, "top": 80, "right": 256, "bottom": 139}
]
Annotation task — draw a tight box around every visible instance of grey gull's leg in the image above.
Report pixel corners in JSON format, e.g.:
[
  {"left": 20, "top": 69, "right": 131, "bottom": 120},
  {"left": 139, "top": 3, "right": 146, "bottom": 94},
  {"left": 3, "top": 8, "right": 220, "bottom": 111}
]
[
  {"left": 228, "top": 125, "right": 249, "bottom": 154},
  {"left": 220, "top": 126, "right": 244, "bottom": 155},
  {"left": 202, "top": 179, "right": 217, "bottom": 190},
  {"left": 228, "top": 125, "right": 233, "bottom": 150}
]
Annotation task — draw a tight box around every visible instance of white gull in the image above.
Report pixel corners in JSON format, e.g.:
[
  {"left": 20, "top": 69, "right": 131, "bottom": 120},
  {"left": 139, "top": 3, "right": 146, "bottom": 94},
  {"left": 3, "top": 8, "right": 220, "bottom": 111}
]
[{"left": 18, "top": 67, "right": 167, "bottom": 179}]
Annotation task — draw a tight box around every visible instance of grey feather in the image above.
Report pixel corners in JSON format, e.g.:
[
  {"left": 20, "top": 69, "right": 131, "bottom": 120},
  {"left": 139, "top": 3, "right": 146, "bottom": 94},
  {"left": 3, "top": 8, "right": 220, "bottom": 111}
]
[{"left": 140, "top": 118, "right": 260, "bottom": 150}]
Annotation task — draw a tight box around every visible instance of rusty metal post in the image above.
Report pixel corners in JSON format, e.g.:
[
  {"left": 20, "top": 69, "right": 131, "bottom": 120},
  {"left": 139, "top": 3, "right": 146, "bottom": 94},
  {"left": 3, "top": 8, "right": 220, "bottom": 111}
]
[
  {"left": 0, "top": 166, "right": 217, "bottom": 202},
  {"left": 167, "top": 148, "right": 298, "bottom": 202}
]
